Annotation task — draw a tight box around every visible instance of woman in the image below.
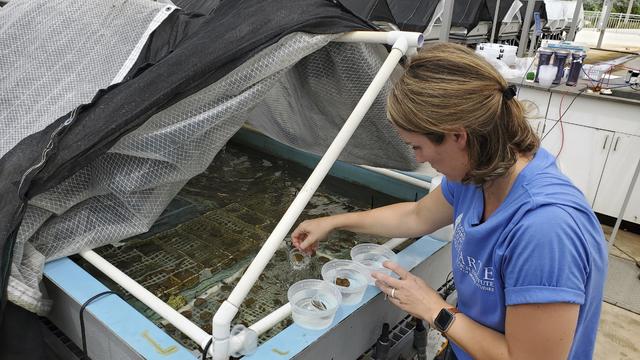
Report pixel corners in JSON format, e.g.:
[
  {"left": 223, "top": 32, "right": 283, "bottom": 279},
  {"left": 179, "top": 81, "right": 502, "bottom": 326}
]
[{"left": 291, "top": 43, "right": 607, "bottom": 360}]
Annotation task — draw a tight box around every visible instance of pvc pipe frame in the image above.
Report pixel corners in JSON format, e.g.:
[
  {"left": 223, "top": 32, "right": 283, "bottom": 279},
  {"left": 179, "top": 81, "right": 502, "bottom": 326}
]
[
  {"left": 79, "top": 250, "right": 211, "bottom": 349},
  {"left": 358, "top": 165, "right": 431, "bottom": 190},
  {"left": 211, "top": 32, "right": 423, "bottom": 360},
  {"left": 78, "top": 30, "right": 424, "bottom": 360}
]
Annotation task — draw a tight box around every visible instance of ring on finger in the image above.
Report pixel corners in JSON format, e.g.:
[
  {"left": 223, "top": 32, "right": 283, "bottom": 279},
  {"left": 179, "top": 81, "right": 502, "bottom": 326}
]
[{"left": 390, "top": 287, "right": 396, "bottom": 299}]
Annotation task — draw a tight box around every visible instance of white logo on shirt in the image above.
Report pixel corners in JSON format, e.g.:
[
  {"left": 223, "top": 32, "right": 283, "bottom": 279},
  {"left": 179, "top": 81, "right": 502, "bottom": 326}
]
[{"left": 453, "top": 213, "right": 495, "bottom": 292}]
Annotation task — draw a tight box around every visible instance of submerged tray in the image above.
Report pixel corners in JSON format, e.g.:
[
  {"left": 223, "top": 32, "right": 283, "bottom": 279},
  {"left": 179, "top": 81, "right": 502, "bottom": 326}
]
[{"left": 75, "top": 141, "right": 398, "bottom": 350}]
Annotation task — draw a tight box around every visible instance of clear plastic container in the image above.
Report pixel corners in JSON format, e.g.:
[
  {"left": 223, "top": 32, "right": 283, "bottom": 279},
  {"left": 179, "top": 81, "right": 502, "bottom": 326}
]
[
  {"left": 350, "top": 243, "right": 398, "bottom": 284},
  {"left": 287, "top": 279, "right": 342, "bottom": 330},
  {"left": 288, "top": 248, "right": 310, "bottom": 270},
  {"left": 321, "top": 259, "right": 369, "bottom": 305}
]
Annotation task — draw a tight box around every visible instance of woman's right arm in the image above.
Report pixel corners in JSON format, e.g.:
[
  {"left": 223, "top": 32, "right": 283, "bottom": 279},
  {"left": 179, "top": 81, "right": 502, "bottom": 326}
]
[{"left": 292, "top": 185, "right": 454, "bottom": 252}]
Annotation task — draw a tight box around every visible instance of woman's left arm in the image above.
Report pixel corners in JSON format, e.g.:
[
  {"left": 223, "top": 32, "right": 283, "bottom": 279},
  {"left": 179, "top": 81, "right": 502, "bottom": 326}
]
[{"left": 373, "top": 262, "right": 579, "bottom": 360}]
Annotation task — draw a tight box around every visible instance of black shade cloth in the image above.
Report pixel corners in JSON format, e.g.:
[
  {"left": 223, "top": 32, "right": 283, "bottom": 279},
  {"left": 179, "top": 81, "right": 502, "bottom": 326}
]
[
  {"left": 450, "top": 0, "right": 492, "bottom": 30},
  {"left": 338, "top": 0, "right": 440, "bottom": 33},
  {"left": 519, "top": 0, "right": 548, "bottom": 23},
  {"left": 388, "top": 0, "right": 440, "bottom": 32},
  {"left": 0, "top": 0, "right": 373, "bottom": 321},
  {"left": 339, "top": 0, "right": 396, "bottom": 26},
  {"left": 486, "top": 0, "right": 517, "bottom": 39}
]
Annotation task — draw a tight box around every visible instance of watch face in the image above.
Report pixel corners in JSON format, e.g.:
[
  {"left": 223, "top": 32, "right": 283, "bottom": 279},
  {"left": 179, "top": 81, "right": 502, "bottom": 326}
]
[{"left": 435, "top": 308, "right": 454, "bottom": 332}]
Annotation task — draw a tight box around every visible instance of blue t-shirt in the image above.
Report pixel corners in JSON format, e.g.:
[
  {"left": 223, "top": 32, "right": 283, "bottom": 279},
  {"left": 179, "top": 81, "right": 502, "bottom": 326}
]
[{"left": 440, "top": 148, "right": 607, "bottom": 360}]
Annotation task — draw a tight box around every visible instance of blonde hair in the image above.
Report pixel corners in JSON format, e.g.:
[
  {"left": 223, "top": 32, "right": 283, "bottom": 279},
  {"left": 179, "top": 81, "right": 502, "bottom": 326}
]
[{"left": 387, "top": 42, "right": 539, "bottom": 185}]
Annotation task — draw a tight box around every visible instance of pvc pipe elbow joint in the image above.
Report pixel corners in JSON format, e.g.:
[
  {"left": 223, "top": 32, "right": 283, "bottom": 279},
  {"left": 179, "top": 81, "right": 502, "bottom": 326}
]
[
  {"left": 211, "top": 300, "right": 239, "bottom": 360},
  {"left": 387, "top": 31, "right": 424, "bottom": 49}
]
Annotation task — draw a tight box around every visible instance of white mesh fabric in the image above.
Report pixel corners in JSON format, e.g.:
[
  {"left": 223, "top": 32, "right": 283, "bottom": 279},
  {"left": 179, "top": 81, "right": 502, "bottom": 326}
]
[
  {"left": 10, "top": 33, "right": 338, "bottom": 312},
  {"left": 0, "top": 0, "right": 175, "bottom": 158},
  {"left": 247, "top": 42, "right": 415, "bottom": 169},
  {"left": 3, "top": 0, "right": 176, "bottom": 313},
  {"left": 11, "top": 32, "right": 417, "bottom": 313}
]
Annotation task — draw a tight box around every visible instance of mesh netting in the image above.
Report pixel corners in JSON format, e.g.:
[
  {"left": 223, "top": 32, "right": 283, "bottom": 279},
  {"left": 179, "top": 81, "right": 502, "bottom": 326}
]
[
  {"left": 7, "top": 16, "right": 416, "bottom": 314},
  {"left": 0, "top": 0, "right": 174, "bottom": 158},
  {"left": 2, "top": 0, "right": 175, "bottom": 314},
  {"left": 248, "top": 42, "right": 414, "bottom": 169}
]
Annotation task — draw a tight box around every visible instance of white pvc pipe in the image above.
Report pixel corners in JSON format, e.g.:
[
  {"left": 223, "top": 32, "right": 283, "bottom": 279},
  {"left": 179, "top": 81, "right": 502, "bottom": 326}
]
[
  {"left": 226, "top": 42, "right": 407, "bottom": 309},
  {"left": 212, "top": 37, "right": 411, "bottom": 360},
  {"left": 335, "top": 31, "right": 424, "bottom": 48},
  {"left": 248, "top": 303, "right": 292, "bottom": 336},
  {"left": 358, "top": 165, "right": 431, "bottom": 190},
  {"left": 79, "top": 250, "right": 210, "bottom": 349}
]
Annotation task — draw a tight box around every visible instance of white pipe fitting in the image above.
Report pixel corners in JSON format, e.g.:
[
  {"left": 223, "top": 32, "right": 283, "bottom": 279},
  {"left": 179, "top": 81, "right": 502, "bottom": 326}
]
[
  {"left": 228, "top": 325, "right": 258, "bottom": 357},
  {"left": 211, "top": 300, "right": 238, "bottom": 360},
  {"left": 335, "top": 30, "right": 424, "bottom": 48}
]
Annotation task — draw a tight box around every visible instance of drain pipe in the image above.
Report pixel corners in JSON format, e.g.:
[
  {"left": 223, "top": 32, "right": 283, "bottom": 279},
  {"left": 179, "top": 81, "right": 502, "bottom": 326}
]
[{"left": 210, "top": 31, "right": 423, "bottom": 360}]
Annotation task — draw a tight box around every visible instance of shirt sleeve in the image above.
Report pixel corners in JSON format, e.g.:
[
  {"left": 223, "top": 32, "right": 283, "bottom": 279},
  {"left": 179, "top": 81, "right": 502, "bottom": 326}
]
[
  {"left": 502, "top": 205, "right": 590, "bottom": 306},
  {"left": 439, "top": 176, "right": 455, "bottom": 206}
]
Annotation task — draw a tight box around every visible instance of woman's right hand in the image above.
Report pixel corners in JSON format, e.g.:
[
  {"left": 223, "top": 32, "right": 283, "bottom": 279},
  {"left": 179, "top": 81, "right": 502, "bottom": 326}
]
[{"left": 291, "top": 217, "right": 335, "bottom": 255}]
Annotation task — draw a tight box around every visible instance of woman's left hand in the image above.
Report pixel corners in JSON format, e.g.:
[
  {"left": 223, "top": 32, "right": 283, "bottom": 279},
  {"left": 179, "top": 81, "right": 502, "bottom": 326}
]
[{"left": 372, "top": 261, "right": 448, "bottom": 325}]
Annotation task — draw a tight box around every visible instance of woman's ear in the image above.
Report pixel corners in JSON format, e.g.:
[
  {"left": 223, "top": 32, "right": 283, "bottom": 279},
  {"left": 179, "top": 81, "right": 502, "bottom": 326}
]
[{"left": 452, "top": 128, "right": 468, "bottom": 149}]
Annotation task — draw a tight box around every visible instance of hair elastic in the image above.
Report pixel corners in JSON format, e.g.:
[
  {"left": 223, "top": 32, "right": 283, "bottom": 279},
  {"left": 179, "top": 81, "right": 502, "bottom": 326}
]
[{"left": 503, "top": 85, "right": 517, "bottom": 100}]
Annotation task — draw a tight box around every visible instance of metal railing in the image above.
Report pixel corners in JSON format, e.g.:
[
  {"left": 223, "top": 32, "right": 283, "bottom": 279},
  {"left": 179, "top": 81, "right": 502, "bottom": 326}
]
[{"left": 583, "top": 10, "right": 640, "bottom": 31}]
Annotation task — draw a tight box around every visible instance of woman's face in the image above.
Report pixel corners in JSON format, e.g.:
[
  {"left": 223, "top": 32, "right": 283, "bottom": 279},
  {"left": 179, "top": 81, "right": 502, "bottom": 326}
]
[{"left": 395, "top": 126, "right": 471, "bottom": 182}]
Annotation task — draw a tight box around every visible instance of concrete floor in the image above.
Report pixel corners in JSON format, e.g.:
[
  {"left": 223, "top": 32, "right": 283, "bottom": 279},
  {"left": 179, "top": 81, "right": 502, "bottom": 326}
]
[
  {"left": 575, "top": 29, "right": 640, "bottom": 52},
  {"left": 595, "top": 226, "right": 640, "bottom": 360},
  {"left": 595, "top": 302, "right": 640, "bottom": 360}
]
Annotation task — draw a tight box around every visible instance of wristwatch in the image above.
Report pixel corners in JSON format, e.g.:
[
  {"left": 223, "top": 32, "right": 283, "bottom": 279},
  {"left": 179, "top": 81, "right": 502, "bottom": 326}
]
[{"left": 433, "top": 307, "right": 459, "bottom": 333}]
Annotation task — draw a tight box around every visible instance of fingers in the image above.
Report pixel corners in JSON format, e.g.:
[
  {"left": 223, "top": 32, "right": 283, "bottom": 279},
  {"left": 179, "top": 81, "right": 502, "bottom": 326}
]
[
  {"left": 371, "top": 271, "right": 403, "bottom": 289},
  {"left": 300, "top": 235, "right": 317, "bottom": 250},
  {"left": 291, "top": 227, "right": 307, "bottom": 246},
  {"left": 383, "top": 261, "right": 411, "bottom": 279},
  {"left": 375, "top": 279, "right": 393, "bottom": 295}
]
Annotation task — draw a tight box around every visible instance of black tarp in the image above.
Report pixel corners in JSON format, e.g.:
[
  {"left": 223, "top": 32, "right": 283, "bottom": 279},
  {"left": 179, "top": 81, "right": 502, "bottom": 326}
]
[
  {"left": 486, "top": 0, "right": 517, "bottom": 39},
  {"left": 0, "top": 0, "right": 374, "bottom": 327},
  {"left": 387, "top": 0, "right": 440, "bottom": 32},
  {"left": 451, "top": 0, "right": 492, "bottom": 31},
  {"left": 519, "top": 0, "right": 548, "bottom": 24},
  {"left": 339, "top": 0, "right": 439, "bottom": 33}
]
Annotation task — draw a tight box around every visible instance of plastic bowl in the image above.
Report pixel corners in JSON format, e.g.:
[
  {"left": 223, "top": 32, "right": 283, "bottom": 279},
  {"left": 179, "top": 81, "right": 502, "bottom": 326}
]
[
  {"left": 287, "top": 279, "right": 342, "bottom": 330},
  {"left": 321, "top": 260, "right": 369, "bottom": 305},
  {"left": 350, "top": 243, "right": 397, "bottom": 284},
  {"left": 288, "top": 248, "right": 310, "bottom": 270},
  {"left": 537, "top": 64, "right": 557, "bottom": 87}
]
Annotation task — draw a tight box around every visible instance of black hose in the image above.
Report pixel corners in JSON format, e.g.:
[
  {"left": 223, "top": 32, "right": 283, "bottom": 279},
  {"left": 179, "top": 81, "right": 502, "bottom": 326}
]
[{"left": 373, "top": 323, "right": 390, "bottom": 360}]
